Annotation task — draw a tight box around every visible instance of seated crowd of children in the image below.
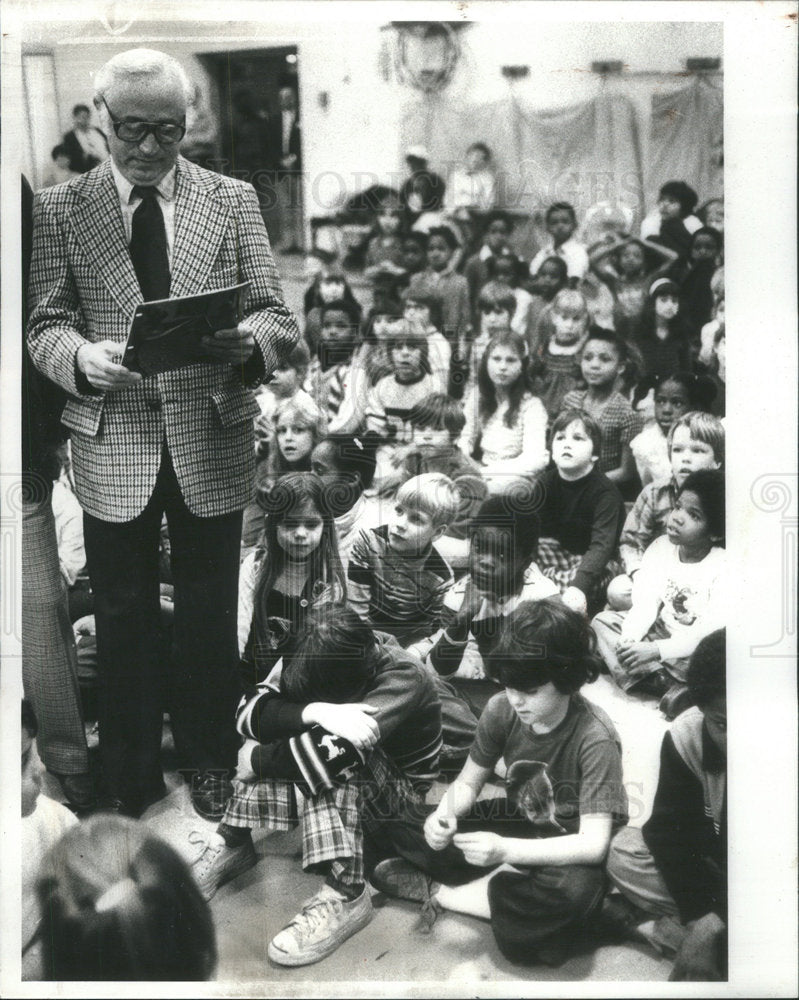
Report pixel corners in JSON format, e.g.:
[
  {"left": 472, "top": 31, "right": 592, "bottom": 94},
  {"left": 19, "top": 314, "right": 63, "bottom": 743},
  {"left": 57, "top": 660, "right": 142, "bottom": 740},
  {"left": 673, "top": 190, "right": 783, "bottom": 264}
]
[{"left": 27, "top": 179, "right": 728, "bottom": 981}]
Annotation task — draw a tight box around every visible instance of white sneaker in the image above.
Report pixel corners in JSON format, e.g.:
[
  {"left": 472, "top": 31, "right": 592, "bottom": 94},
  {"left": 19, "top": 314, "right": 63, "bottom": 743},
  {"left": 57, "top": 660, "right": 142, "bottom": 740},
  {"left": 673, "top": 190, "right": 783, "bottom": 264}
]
[
  {"left": 190, "top": 831, "right": 257, "bottom": 901},
  {"left": 267, "top": 884, "right": 373, "bottom": 966}
]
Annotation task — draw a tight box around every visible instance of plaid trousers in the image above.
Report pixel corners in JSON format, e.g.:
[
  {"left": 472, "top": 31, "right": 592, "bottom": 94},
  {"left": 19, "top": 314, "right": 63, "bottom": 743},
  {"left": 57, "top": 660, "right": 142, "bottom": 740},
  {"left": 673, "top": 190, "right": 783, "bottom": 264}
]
[
  {"left": 537, "top": 537, "right": 619, "bottom": 599},
  {"left": 223, "top": 748, "right": 426, "bottom": 889},
  {"left": 22, "top": 494, "right": 88, "bottom": 774}
]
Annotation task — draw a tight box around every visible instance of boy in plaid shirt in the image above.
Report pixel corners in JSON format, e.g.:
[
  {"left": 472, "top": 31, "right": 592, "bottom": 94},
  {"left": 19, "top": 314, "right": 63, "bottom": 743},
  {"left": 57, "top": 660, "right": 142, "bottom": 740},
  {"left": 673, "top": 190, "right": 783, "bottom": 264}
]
[{"left": 191, "top": 606, "right": 441, "bottom": 968}]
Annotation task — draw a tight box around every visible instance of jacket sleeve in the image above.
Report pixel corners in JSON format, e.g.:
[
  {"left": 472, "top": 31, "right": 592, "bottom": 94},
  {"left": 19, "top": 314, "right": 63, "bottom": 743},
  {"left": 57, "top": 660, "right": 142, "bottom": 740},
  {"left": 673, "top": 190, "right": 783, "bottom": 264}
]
[
  {"left": 643, "top": 732, "right": 727, "bottom": 923},
  {"left": 27, "top": 191, "right": 98, "bottom": 399},
  {"left": 232, "top": 183, "right": 300, "bottom": 382},
  {"left": 250, "top": 726, "right": 364, "bottom": 795}
]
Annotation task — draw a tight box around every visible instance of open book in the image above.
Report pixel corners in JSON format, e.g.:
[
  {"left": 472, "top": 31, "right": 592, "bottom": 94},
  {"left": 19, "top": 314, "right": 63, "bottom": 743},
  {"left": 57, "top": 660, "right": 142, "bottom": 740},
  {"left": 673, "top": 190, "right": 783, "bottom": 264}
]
[{"left": 121, "top": 282, "right": 250, "bottom": 376}]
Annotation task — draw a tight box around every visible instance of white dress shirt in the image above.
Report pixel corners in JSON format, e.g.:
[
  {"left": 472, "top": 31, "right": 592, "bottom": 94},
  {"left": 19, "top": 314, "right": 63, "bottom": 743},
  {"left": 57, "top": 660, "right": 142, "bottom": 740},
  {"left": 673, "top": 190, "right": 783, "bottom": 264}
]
[{"left": 111, "top": 159, "right": 176, "bottom": 263}]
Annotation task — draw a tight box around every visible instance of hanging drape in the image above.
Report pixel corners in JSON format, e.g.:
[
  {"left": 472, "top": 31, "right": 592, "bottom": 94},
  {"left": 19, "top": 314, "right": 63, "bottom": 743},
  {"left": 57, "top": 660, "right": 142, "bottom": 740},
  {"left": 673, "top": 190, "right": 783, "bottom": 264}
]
[{"left": 400, "top": 76, "right": 722, "bottom": 226}]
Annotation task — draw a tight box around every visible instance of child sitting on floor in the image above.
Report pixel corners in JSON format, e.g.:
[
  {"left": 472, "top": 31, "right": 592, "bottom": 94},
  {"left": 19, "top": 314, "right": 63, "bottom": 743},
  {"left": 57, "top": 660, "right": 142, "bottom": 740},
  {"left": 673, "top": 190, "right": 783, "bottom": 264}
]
[
  {"left": 254, "top": 339, "right": 314, "bottom": 462},
  {"left": 409, "top": 496, "right": 559, "bottom": 744},
  {"left": 589, "top": 234, "right": 677, "bottom": 331},
  {"left": 39, "top": 814, "right": 216, "bottom": 981},
  {"left": 528, "top": 201, "right": 589, "bottom": 285},
  {"left": 365, "top": 325, "right": 440, "bottom": 466},
  {"left": 463, "top": 211, "right": 515, "bottom": 319},
  {"left": 561, "top": 328, "right": 644, "bottom": 492},
  {"left": 347, "top": 473, "right": 457, "bottom": 646},
  {"left": 237, "top": 472, "right": 346, "bottom": 667},
  {"left": 460, "top": 330, "right": 549, "bottom": 494},
  {"left": 625, "top": 278, "right": 693, "bottom": 388},
  {"left": 242, "top": 396, "right": 328, "bottom": 557},
  {"left": 535, "top": 409, "right": 626, "bottom": 615},
  {"left": 379, "top": 393, "right": 487, "bottom": 569},
  {"left": 192, "top": 607, "right": 442, "bottom": 967},
  {"left": 535, "top": 288, "right": 590, "bottom": 419},
  {"left": 306, "top": 299, "right": 365, "bottom": 429},
  {"left": 609, "top": 410, "right": 724, "bottom": 611},
  {"left": 266, "top": 396, "right": 327, "bottom": 479},
  {"left": 408, "top": 226, "right": 471, "bottom": 346},
  {"left": 310, "top": 432, "right": 385, "bottom": 572},
  {"left": 467, "top": 280, "right": 517, "bottom": 386},
  {"left": 629, "top": 372, "right": 715, "bottom": 487},
  {"left": 369, "top": 598, "right": 628, "bottom": 967},
  {"left": 606, "top": 628, "right": 727, "bottom": 981},
  {"left": 592, "top": 469, "right": 726, "bottom": 719},
  {"left": 402, "top": 286, "right": 451, "bottom": 393}
]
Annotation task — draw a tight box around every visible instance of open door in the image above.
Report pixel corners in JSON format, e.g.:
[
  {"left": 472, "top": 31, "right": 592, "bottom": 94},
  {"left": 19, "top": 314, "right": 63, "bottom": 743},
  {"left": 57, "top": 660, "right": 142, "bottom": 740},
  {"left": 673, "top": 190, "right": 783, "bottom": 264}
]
[{"left": 198, "top": 47, "right": 302, "bottom": 249}]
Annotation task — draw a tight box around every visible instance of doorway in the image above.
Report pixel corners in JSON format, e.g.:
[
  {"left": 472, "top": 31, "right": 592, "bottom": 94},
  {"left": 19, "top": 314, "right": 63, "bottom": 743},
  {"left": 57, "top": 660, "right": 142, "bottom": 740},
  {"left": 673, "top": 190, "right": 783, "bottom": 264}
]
[{"left": 198, "top": 47, "right": 301, "bottom": 246}]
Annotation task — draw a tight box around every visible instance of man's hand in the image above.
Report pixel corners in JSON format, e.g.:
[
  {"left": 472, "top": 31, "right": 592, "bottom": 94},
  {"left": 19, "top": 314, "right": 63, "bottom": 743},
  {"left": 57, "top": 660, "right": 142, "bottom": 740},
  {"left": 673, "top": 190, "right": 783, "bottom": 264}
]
[
  {"left": 617, "top": 641, "right": 661, "bottom": 671},
  {"left": 453, "top": 831, "right": 507, "bottom": 867},
  {"left": 201, "top": 322, "right": 255, "bottom": 365},
  {"left": 303, "top": 702, "right": 380, "bottom": 751},
  {"left": 76, "top": 340, "right": 142, "bottom": 391},
  {"left": 424, "top": 811, "right": 457, "bottom": 851},
  {"left": 669, "top": 912, "right": 726, "bottom": 981}
]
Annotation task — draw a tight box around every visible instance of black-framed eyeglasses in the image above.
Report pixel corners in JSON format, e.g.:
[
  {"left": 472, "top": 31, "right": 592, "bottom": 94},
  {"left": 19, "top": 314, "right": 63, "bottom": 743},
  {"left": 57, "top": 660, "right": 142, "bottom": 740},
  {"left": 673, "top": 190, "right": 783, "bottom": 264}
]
[{"left": 101, "top": 96, "right": 186, "bottom": 145}]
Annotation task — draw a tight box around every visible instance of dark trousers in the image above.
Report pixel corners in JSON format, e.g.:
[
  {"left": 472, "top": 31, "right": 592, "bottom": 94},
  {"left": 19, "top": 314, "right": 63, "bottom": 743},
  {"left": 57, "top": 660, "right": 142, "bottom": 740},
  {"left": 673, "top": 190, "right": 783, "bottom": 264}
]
[
  {"left": 372, "top": 796, "right": 607, "bottom": 965},
  {"left": 83, "top": 447, "right": 242, "bottom": 807}
]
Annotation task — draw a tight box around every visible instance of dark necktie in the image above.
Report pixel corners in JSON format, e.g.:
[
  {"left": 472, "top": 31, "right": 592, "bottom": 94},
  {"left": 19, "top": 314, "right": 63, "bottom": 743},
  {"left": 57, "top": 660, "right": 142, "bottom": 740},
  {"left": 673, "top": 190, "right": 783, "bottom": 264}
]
[{"left": 129, "top": 185, "right": 170, "bottom": 301}]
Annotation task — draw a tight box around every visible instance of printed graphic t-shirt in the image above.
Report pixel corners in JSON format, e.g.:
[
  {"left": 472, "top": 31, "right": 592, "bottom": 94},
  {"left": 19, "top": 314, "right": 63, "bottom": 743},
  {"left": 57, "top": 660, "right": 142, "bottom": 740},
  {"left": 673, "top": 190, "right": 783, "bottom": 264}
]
[{"left": 470, "top": 691, "right": 628, "bottom": 835}]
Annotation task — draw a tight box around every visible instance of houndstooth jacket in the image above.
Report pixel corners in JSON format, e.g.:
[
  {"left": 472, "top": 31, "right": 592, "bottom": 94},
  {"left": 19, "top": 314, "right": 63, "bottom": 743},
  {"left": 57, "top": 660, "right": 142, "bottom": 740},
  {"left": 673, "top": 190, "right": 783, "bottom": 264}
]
[{"left": 27, "top": 155, "right": 300, "bottom": 522}]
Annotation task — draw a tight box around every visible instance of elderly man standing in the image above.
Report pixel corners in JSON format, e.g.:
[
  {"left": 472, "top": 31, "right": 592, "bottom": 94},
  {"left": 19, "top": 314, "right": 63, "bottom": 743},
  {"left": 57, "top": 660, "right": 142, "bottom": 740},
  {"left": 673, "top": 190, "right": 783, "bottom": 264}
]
[{"left": 27, "top": 49, "right": 300, "bottom": 820}]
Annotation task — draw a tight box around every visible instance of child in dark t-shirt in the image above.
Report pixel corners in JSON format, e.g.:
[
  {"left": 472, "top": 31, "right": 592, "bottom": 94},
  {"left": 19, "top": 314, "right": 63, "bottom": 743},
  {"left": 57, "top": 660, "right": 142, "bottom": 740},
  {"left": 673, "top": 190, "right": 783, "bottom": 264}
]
[{"left": 369, "top": 598, "right": 628, "bottom": 966}]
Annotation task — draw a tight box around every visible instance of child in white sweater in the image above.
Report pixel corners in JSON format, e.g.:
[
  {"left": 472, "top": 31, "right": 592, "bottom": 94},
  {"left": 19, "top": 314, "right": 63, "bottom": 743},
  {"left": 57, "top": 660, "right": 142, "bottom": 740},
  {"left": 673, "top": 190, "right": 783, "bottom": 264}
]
[{"left": 592, "top": 469, "right": 725, "bottom": 718}]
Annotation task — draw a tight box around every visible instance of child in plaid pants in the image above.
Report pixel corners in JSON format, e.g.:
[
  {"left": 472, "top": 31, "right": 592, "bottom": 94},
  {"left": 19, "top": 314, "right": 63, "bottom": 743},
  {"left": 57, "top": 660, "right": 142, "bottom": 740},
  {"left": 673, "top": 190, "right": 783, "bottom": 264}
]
[{"left": 191, "top": 606, "right": 442, "bottom": 968}]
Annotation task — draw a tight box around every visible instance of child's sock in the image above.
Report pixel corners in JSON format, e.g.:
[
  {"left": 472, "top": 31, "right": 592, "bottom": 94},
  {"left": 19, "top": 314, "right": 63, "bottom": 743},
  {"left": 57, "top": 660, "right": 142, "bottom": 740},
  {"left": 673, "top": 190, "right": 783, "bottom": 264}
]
[
  {"left": 327, "top": 877, "right": 366, "bottom": 901},
  {"left": 217, "top": 822, "right": 252, "bottom": 847},
  {"left": 436, "top": 863, "right": 522, "bottom": 921}
]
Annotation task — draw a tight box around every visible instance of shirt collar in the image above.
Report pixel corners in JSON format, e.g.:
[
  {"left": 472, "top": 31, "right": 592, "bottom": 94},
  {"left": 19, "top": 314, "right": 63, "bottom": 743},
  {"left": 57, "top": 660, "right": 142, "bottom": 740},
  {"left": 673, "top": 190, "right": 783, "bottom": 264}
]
[{"left": 111, "top": 159, "right": 177, "bottom": 204}]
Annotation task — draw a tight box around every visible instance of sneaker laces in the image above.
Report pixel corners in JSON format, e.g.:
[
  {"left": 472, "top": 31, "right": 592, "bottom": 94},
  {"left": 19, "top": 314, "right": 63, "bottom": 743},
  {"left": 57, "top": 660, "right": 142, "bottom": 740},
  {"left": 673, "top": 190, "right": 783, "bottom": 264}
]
[
  {"left": 287, "top": 893, "right": 344, "bottom": 941},
  {"left": 416, "top": 878, "right": 442, "bottom": 935},
  {"left": 188, "top": 831, "right": 222, "bottom": 872}
]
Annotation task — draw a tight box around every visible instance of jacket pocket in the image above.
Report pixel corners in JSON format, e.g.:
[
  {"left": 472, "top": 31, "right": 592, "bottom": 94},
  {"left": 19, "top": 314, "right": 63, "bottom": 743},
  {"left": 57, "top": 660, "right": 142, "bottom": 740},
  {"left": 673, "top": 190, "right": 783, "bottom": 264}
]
[
  {"left": 211, "top": 386, "right": 261, "bottom": 428},
  {"left": 61, "top": 396, "right": 105, "bottom": 437}
]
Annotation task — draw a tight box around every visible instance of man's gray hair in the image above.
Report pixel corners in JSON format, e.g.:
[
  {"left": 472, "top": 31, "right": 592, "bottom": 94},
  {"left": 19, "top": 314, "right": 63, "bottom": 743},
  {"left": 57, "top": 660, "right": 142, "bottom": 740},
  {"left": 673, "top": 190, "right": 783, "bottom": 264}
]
[{"left": 94, "top": 48, "right": 194, "bottom": 108}]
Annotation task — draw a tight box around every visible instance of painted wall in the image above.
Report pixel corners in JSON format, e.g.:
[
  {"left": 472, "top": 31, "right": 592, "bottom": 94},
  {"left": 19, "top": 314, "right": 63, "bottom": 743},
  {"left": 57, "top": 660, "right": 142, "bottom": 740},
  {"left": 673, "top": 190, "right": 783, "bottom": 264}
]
[{"left": 21, "top": 14, "right": 722, "bottom": 213}]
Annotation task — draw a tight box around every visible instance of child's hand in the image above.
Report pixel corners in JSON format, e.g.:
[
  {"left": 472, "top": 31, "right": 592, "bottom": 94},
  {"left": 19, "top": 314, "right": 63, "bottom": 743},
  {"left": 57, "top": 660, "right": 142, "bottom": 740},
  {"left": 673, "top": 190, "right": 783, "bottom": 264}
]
[
  {"left": 305, "top": 702, "right": 380, "bottom": 751},
  {"left": 617, "top": 641, "right": 661, "bottom": 671},
  {"left": 453, "top": 831, "right": 507, "bottom": 867},
  {"left": 457, "top": 579, "right": 484, "bottom": 623},
  {"left": 424, "top": 811, "right": 457, "bottom": 851},
  {"left": 236, "top": 738, "right": 260, "bottom": 782}
]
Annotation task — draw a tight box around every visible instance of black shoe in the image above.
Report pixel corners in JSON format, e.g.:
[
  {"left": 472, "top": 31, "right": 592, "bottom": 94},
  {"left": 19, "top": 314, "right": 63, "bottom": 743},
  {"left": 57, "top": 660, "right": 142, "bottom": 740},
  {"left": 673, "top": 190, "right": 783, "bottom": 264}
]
[
  {"left": 659, "top": 683, "right": 694, "bottom": 721},
  {"left": 51, "top": 771, "right": 97, "bottom": 812},
  {"left": 592, "top": 893, "right": 650, "bottom": 945},
  {"left": 191, "top": 773, "right": 233, "bottom": 822}
]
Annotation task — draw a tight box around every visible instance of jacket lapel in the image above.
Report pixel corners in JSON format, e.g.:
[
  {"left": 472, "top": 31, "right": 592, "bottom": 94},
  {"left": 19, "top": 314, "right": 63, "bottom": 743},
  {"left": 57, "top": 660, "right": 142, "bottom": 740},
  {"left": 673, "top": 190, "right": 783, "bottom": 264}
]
[
  {"left": 169, "top": 157, "right": 230, "bottom": 299},
  {"left": 68, "top": 162, "right": 142, "bottom": 319}
]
